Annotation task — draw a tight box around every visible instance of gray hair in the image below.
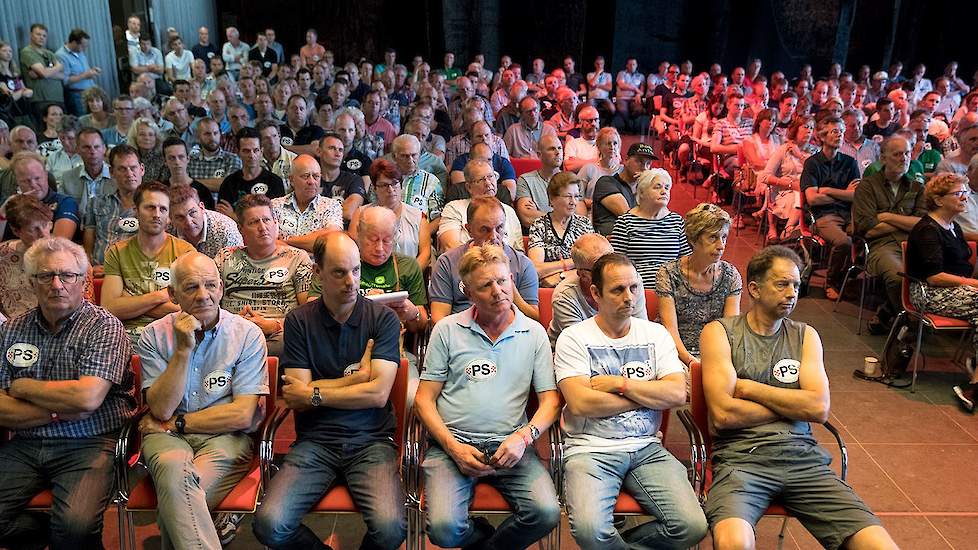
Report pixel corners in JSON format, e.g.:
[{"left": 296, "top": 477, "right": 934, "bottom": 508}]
[
  {"left": 634, "top": 168, "right": 672, "bottom": 206},
  {"left": 24, "top": 237, "right": 90, "bottom": 277},
  {"left": 968, "top": 152, "right": 978, "bottom": 173},
  {"left": 570, "top": 233, "right": 613, "bottom": 269},
  {"left": 462, "top": 158, "right": 493, "bottom": 183},
  {"left": 126, "top": 116, "right": 163, "bottom": 151},
  {"left": 391, "top": 133, "right": 420, "bottom": 154},
  {"left": 357, "top": 205, "right": 397, "bottom": 239},
  {"left": 333, "top": 107, "right": 365, "bottom": 138}
]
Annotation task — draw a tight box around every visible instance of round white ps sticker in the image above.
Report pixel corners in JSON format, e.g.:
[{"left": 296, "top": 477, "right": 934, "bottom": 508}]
[
  {"left": 202, "top": 369, "right": 231, "bottom": 393},
  {"left": 465, "top": 359, "right": 497, "bottom": 381},
  {"left": 153, "top": 267, "right": 172, "bottom": 287},
  {"left": 772, "top": 358, "right": 801, "bottom": 384},
  {"left": 214, "top": 168, "right": 226, "bottom": 178},
  {"left": 117, "top": 217, "right": 138, "bottom": 232},
  {"left": 281, "top": 137, "right": 294, "bottom": 146},
  {"left": 346, "top": 158, "right": 362, "bottom": 171},
  {"left": 264, "top": 266, "right": 289, "bottom": 284},
  {"left": 343, "top": 363, "right": 361, "bottom": 377},
  {"left": 251, "top": 182, "right": 269, "bottom": 195},
  {"left": 621, "top": 360, "right": 654, "bottom": 380},
  {"left": 6, "top": 343, "right": 39, "bottom": 368}
]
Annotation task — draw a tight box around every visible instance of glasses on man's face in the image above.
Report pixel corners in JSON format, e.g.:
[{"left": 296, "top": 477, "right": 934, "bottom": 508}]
[
  {"left": 945, "top": 189, "right": 970, "bottom": 198},
  {"left": 469, "top": 174, "right": 496, "bottom": 186},
  {"left": 33, "top": 271, "right": 84, "bottom": 285},
  {"left": 246, "top": 216, "right": 275, "bottom": 228}
]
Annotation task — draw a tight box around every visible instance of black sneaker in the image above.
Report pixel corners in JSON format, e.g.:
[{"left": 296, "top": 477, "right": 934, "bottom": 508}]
[
  {"left": 953, "top": 384, "right": 977, "bottom": 414},
  {"left": 215, "top": 512, "right": 243, "bottom": 546},
  {"left": 461, "top": 516, "right": 496, "bottom": 550}
]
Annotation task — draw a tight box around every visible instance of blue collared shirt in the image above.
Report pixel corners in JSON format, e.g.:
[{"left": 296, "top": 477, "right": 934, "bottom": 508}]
[
  {"left": 421, "top": 306, "right": 556, "bottom": 443},
  {"left": 139, "top": 309, "right": 268, "bottom": 420},
  {"left": 55, "top": 45, "right": 94, "bottom": 91}
]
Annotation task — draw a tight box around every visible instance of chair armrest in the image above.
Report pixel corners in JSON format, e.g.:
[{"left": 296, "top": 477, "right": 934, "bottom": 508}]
[
  {"left": 403, "top": 411, "right": 427, "bottom": 507},
  {"left": 115, "top": 405, "right": 150, "bottom": 501},
  {"left": 259, "top": 406, "right": 291, "bottom": 487},
  {"left": 548, "top": 425, "right": 564, "bottom": 506},
  {"left": 677, "top": 409, "right": 707, "bottom": 501},
  {"left": 822, "top": 420, "right": 848, "bottom": 481}
]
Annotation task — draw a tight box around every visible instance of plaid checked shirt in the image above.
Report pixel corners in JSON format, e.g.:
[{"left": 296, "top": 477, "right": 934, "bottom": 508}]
[
  {"left": 187, "top": 149, "right": 243, "bottom": 181},
  {"left": 0, "top": 302, "right": 136, "bottom": 438}
]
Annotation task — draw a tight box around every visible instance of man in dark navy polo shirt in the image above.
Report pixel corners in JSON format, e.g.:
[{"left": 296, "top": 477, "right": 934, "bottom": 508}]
[
  {"left": 253, "top": 231, "right": 406, "bottom": 550},
  {"left": 800, "top": 116, "right": 860, "bottom": 300}
]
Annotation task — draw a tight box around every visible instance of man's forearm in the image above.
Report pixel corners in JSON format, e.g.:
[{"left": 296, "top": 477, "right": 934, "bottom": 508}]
[
  {"left": 0, "top": 391, "right": 54, "bottom": 428},
  {"left": 414, "top": 396, "right": 461, "bottom": 451},
  {"left": 512, "top": 292, "right": 539, "bottom": 321},
  {"left": 9, "top": 378, "right": 102, "bottom": 414},
  {"left": 181, "top": 401, "right": 258, "bottom": 433},
  {"left": 736, "top": 379, "right": 828, "bottom": 423},
  {"left": 146, "top": 349, "right": 192, "bottom": 420},
  {"left": 105, "top": 291, "right": 170, "bottom": 321}
]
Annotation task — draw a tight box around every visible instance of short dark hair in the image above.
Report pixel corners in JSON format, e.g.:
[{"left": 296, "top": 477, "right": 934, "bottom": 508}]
[
  {"left": 77, "top": 126, "right": 104, "bottom": 145},
  {"left": 167, "top": 184, "right": 201, "bottom": 206},
  {"left": 591, "top": 253, "right": 635, "bottom": 294},
  {"left": 139, "top": 32, "right": 152, "bottom": 42},
  {"left": 286, "top": 94, "right": 306, "bottom": 108},
  {"left": 745, "top": 245, "right": 803, "bottom": 286},
  {"left": 173, "top": 79, "right": 190, "bottom": 89},
  {"left": 161, "top": 136, "right": 187, "bottom": 155},
  {"left": 235, "top": 126, "right": 261, "bottom": 148},
  {"left": 108, "top": 143, "right": 140, "bottom": 168},
  {"left": 30, "top": 23, "right": 47, "bottom": 33},
  {"left": 67, "top": 28, "right": 89, "bottom": 43},
  {"left": 134, "top": 181, "right": 169, "bottom": 207},
  {"left": 234, "top": 193, "right": 272, "bottom": 224},
  {"left": 256, "top": 119, "right": 281, "bottom": 134},
  {"left": 876, "top": 97, "right": 894, "bottom": 110},
  {"left": 465, "top": 196, "right": 503, "bottom": 222},
  {"left": 910, "top": 109, "right": 930, "bottom": 121}
]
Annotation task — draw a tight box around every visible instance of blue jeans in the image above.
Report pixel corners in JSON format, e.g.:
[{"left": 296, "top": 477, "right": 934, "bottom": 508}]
[
  {"left": 564, "top": 442, "right": 707, "bottom": 550},
  {"left": 422, "top": 442, "right": 560, "bottom": 550},
  {"left": 253, "top": 439, "right": 405, "bottom": 550},
  {"left": 0, "top": 436, "right": 116, "bottom": 550}
]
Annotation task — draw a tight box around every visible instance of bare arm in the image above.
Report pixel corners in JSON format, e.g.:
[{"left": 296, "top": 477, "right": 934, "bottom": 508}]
[
  {"left": 52, "top": 219, "right": 77, "bottom": 240},
  {"left": 515, "top": 197, "right": 545, "bottom": 228},
  {"left": 600, "top": 193, "right": 631, "bottom": 217},
  {"left": 417, "top": 214, "right": 432, "bottom": 271},
  {"left": 527, "top": 245, "right": 570, "bottom": 280},
  {"left": 145, "top": 347, "right": 192, "bottom": 420},
  {"left": 0, "top": 390, "right": 57, "bottom": 428},
  {"left": 414, "top": 379, "right": 496, "bottom": 476},
  {"left": 8, "top": 376, "right": 112, "bottom": 414},
  {"left": 658, "top": 295, "right": 696, "bottom": 365},
  {"left": 558, "top": 375, "right": 640, "bottom": 417},
  {"left": 83, "top": 228, "right": 96, "bottom": 262},
  {"left": 512, "top": 291, "right": 540, "bottom": 321},
  {"left": 430, "top": 301, "right": 452, "bottom": 325},
  {"left": 101, "top": 275, "right": 172, "bottom": 321},
  {"left": 284, "top": 358, "right": 398, "bottom": 410},
  {"left": 179, "top": 394, "right": 261, "bottom": 433},
  {"left": 342, "top": 194, "right": 364, "bottom": 224},
  {"left": 285, "top": 227, "right": 340, "bottom": 253},
  {"left": 437, "top": 230, "right": 464, "bottom": 253}
]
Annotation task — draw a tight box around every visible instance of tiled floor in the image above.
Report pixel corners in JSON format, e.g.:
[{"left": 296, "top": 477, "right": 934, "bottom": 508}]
[{"left": 107, "top": 148, "right": 977, "bottom": 549}]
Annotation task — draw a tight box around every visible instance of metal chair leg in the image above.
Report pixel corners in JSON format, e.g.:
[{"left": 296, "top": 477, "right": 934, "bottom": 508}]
[
  {"left": 856, "top": 273, "right": 868, "bottom": 335},
  {"left": 833, "top": 266, "right": 855, "bottom": 312},
  {"left": 776, "top": 516, "right": 788, "bottom": 550},
  {"left": 911, "top": 321, "right": 925, "bottom": 393}
]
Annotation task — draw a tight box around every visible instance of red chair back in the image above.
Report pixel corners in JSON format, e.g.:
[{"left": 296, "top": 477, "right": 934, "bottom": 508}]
[
  {"left": 688, "top": 359, "right": 712, "bottom": 451},
  {"left": 644, "top": 289, "right": 658, "bottom": 320},
  {"left": 511, "top": 157, "right": 542, "bottom": 178},
  {"left": 391, "top": 358, "right": 410, "bottom": 449},
  {"left": 538, "top": 287, "right": 554, "bottom": 331},
  {"left": 93, "top": 277, "right": 103, "bottom": 305}
]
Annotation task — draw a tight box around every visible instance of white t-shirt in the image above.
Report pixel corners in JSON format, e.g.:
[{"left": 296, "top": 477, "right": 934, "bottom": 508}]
[
  {"left": 165, "top": 50, "right": 194, "bottom": 80},
  {"left": 438, "top": 199, "right": 525, "bottom": 252},
  {"left": 564, "top": 136, "right": 598, "bottom": 165},
  {"left": 554, "top": 317, "right": 684, "bottom": 456}
]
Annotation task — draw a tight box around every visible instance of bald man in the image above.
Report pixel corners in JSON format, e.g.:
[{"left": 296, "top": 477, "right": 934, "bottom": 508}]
[
  {"left": 270, "top": 154, "right": 343, "bottom": 253},
  {"left": 139, "top": 252, "right": 268, "bottom": 547},
  {"left": 254, "top": 231, "right": 406, "bottom": 549}
]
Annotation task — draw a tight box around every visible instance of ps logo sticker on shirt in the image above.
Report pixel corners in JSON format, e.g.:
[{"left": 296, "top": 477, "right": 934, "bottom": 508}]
[
  {"left": 265, "top": 267, "right": 289, "bottom": 283},
  {"left": 264, "top": 61, "right": 271, "bottom": 68},
  {"left": 251, "top": 183, "right": 269, "bottom": 195},
  {"left": 343, "top": 363, "right": 361, "bottom": 377},
  {"left": 207, "top": 52, "right": 215, "bottom": 59},
  {"left": 281, "top": 137, "right": 294, "bottom": 146},
  {"left": 411, "top": 196, "right": 425, "bottom": 208},
  {"left": 465, "top": 359, "right": 497, "bottom": 381},
  {"left": 772, "top": 358, "right": 801, "bottom": 384},
  {"left": 117, "top": 217, "right": 139, "bottom": 232},
  {"left": 153, "top": 267, "right": 172, "bottom": 287},
  {"left": 861, "top": 159, "right": 871, "bottom": 169},
  {"left": 621, "top": 360, "right": 654, "bottom": 380},
  {"left": 202, "top": 369, "right": 231, "bottom": 393},
  {"left": 458, "top": 280, "right": 466, "bottom": 294},
  {"left": 214, "top": 168, "right": 226, "bottom": 178},
  {"left": 6, "top": 343, "right": 39, "bottom": 368},
  {"left": 346, "top": 159, "right": 362, "bottom": 171}
]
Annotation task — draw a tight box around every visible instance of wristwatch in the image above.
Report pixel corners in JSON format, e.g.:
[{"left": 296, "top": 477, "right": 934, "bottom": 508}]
[
  {"left": 174, "top": 414, "right": 186, "bottom": 434},
  {"left": 525, "top": 423, "right": 541, "bottom": 441},
  {"left": 310, "top": 387, "right": 323, "bottom": 407}
]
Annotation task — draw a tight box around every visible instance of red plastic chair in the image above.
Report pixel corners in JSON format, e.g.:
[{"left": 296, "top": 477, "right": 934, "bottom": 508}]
[
  {"left": 511, "top": 157, "right": 543, "bottom": 178},
  {"left": 894, "top": 241, "right": 975, "bottom": 392},
  {"left": 119, "top": 357, "right": 279, "bottom": 549},
  {"left": 538, "top": 287, "right": 554, "bottom": 331},
  {"left": 644, "top": 289, "right": 658, "bottom": 321},
  {"left": 682, "top": 360, "right": 848, "bottom": 549},
  {"left": 93, "top": 277, "right": 103, "bottom": 305}
]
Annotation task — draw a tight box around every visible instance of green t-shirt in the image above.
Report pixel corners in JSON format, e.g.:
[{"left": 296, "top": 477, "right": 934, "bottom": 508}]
[
  {"left": 19, "top": 46, "right": 64, "bottom": 103},
  {"left": 862, "top": 159, "right": 925, "bottom": 181},
  {"left": 917, "top": 147, "right": 943, "bottom": 174},
  {"left": 309, "top": 253, "right": 427, "bottom": 306},
  {"left": 103, "top": 234, "right": 195, "bottom": 333}
]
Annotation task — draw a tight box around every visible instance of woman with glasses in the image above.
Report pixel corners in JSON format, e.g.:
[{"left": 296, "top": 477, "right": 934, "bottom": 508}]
[
  {"left": 0, "top": 194, "right": 92, "bottom": 319},
  {"left": 350, "top": 158, "right": 431, "bottom": 271},
  {"left": 610, "top": 168, "right": 691, "bottom": 289},
  {"left": 656, "top": 203, "right": 741, "bottom": 375},
  {"left": 906, "top": 173, "right": 978, "bottom": 412},
  {"left": 527, "top": 171, "right": 594, "bottom": 287}
]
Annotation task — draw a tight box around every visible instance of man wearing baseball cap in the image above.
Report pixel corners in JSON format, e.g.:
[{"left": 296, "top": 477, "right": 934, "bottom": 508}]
[{"left": 592, "top": 142, "right": 655, "bottom": 235}]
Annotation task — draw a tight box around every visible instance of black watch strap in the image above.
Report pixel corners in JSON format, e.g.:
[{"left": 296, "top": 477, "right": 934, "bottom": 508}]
[{"left": 175, "top": 414, "right": 187, "bottom": 434}]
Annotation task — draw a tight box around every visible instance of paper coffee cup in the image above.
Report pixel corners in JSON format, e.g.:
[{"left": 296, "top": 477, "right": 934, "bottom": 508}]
[{"left": 863, "top": 356, "right": 879, "bottom": 376}]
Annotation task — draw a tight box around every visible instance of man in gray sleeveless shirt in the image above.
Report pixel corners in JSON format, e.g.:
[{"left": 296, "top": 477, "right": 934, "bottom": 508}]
[{"left": 700, "top": 246, "right": 897, "bottom": 550}]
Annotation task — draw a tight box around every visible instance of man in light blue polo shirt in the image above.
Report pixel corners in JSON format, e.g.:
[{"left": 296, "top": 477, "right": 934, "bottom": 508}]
[
  {"left": 55, "top": 29, "right": 100, "bottom": 116},
  {"left": 415, "top": 243, "right": 561, "bottom": 550},
  {"left": 137, "top": 252, "right": 268, "bottom": 550}
]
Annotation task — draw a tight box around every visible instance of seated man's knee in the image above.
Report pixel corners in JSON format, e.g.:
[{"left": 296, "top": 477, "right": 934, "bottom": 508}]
[
  {"left": 663, "top": 511, "right": 709, "bottom": 547},
  {"left": 50, "top": 507, "right": 101, "bottom": 546},
  {"left": 365, "top": 513, "right": 407, "bottom": 550},
  {"left": 569, "top": 513, "right": 617, "bottom": 547},
  {"left": 519, "top": 499, "right": 561, "bottom": 531},
  {"left": 426, "top": 513, "right": 470, "bottom": 548},
  {"left": 712, "top": 518, "right": 756, "bottom": 550},
  {"left": 253, "top": 505, "right": 293, "bottom": 547}
]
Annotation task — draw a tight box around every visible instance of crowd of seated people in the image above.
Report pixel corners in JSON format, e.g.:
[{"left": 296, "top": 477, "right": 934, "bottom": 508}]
[{"left": 9, "top": 14, "right": 978, "bottom": 549}]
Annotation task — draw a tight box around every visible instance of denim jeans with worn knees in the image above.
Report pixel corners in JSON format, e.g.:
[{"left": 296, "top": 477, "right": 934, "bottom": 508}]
[
  {"left": 564, "top": 442, "right": 707, "bottom": 550},
  {"left": 0, "top": 437, "right": 117, "bottom": 550},
  {"left": 253, "top": 439, "right": 405, "bottom": 550},
  {"left": 422, "top": 443, "right": 561, "bottom": 550}
]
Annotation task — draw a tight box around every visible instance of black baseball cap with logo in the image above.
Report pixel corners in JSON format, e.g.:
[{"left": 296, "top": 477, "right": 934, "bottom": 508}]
[{"left": 626, "top": 142, "right": 658, "bottom": 160}]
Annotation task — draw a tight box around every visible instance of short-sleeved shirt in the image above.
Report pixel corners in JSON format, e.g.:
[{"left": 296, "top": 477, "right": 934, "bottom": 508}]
[
  {"left": 445, "top": 134, "right": 510, "bottom": 172},
  {"left": 279, "top": 124, "right": 325, "bottom": 147},
  {"left": 283, "top": 296, "right": 401, "bottom": 446},
  {"left": 19, "top": 45, "right": 63, "bottom": 103},
  {"left": 221, "top": 42, "right": 250, "bottom": 72},
  {"left": 421, "top": 306, "right": 556, "bottom": 443},
  {"left": 587, "top": 71, "right": 612, "bottom": 100},
  {"left": 655, "top": 259, "right": 742, "bottom": 356},
  {"left": 61, "top": 163, "right": 114, "bottom": 219},
  {"left": 399, "top": 169, "right": 444, "bottom": 219},
  {"left": 131, "top": 46, "right": 164, "bottom": 78},
  {"left": 192, "top": 43, "right": 219, "bottom": 65},
  {"left": 554, "top": 317, "right": 684, "bottom": 456},
  {"left": 564, "top": 137, "right": 599, "bottom": 165},
  {"left": 852, "top": 170, "right": 926, "bottom": 248},
  {"left": 616, "top": 70, "right": 645, "bottom": 100},
  {"left": 592, "top": 172, "right": 636, "bottom": 236},
  {"left": 711, "top": 117, "right": 754, "bottom": 147},
  {"left": 838, "top": 138, "right": 880, "bottom": 176},
  {"left": 55, "top": 45, "right": 94, "bottom": 92},
  {"left": 503, "top": 122, "right": 558, "bottom": 159},
  {"left": 218, "top": 168, "right": 286, "bottom": 207},
  {"left": 450, "top": 154, "right": 516, "bottom": 184},
  {"left": 187, "top": 149, "right": 243, "bottom": 182},
  {"left": 164, "top": 50, "right": 194, "bottom": 80},
  {"left": 429, "top": 241, "right": 539, "bottom": 313},
  {"left": 547, "top": 272, "right": 647, "bottom": 348},
  {"left": 139, "top": 310, "right": 268, "bottom": 424},
  {"left": 214, "top": 244, "right": 313, "bottom": 318},
  {"left": 271, "top": 192, "right": 343, "bottom": 239},
  {"left": 342, "top": 149, "right": 372, "bottom": 177},
  {"left": 311, "top": 252, "right": 428, "bottom": 302},
  {"left": 174, "top": 209, "right": 243, "bottom": 258},
  {"left": 324, "top": 170, "right": 366, "bottom": 202},
  {"left": 85, "top": 192, "right": 137, "bottom": 265},
  {"left": 103, "top": 234, "right": 196, "bottom": 333},
  {"left": 515, "top": 170, "right": 554, "bottom": 215},
  {"left": 438, "top": 199, "right": 525, "bottom": 252},
  {"left": 528, "top": 213, "right": 594, "bottom": 262},
  {"left": 0, "top": 302, "right": 135, "bottom": 438},
  {"left": 248, "top": 47, "right": 278, "bottom": 77},
  {"left": 800, "top": 151, "right": 860, "bottom": 218},
  {"left": 906, "top": 215, "right": 972, "bottom": 281},
  {"left": 863, "top": 121, "right": 899, "bottom": 140},
  {"left": 610, "top": 211, "right": 692, "bottom": 289},
  {"left": 40, "top": 189, "right": 79, "bottom": 229}
]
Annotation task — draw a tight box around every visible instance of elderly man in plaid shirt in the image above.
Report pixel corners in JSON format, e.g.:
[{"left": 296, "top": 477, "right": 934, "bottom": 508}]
[{"left": 0, "top": 237, "right": 136, "bottom": 549}]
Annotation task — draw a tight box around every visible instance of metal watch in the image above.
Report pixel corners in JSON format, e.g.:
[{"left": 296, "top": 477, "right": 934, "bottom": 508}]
[
  {"left": 526, "top": 423, "right": 541, "bottom": 441},
  {"left": 174, "top": 414, "right": 186, "bottom": 434},
  {"left": 310, "top": 387, "right": 323, "bottom": 407}
]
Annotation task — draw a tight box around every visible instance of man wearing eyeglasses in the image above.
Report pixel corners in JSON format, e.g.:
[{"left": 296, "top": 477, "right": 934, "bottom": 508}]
[
  {"left": 102, "top": 181, "right": 195, "bottom": 342},
  {"left": 271, "top": 154, "right": 343, "bottom": 252},
  {"left": 563, "top": 105, "right": 602, "bottom": 171},
  {"left": 438, "top": 159, "right": 524, "bottom": 253},
  {"left": 214, "top": 193, "right": 313, "bottom": 357},
  {"left": 515, "top": 135, "right": 567, "bottom": 228},
  {"left": 503, "top": 96, "right": 558, "bottom": 160},
  {"left": 0, "top": 237, "right": 135, "bottom": 548}
]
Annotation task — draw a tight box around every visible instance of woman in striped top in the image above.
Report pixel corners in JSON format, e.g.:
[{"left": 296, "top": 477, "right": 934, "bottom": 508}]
[{"left": 610, "top": 168, "right": 691, "bottom": 288}]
